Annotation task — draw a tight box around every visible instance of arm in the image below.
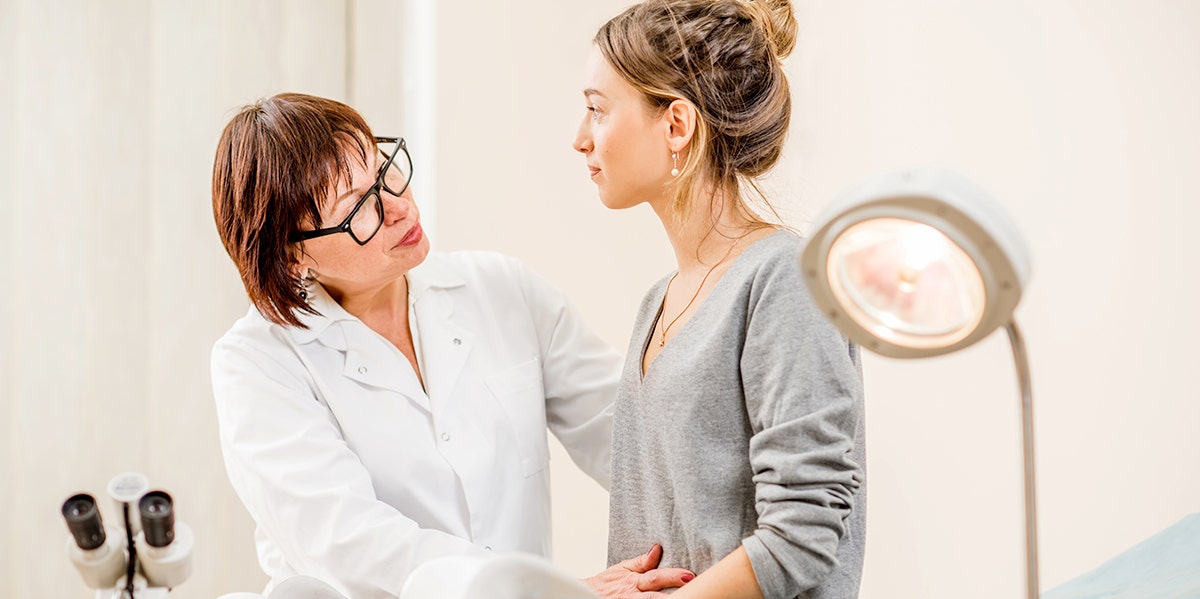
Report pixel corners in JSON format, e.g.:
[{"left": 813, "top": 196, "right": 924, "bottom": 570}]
[
  {"left": 212, "top": 335, "right": 488, "bottom": 598},
  {"left": 668, "top": 546, "right": 762, "bottom": 599},
  {"left": 673, "top": 255, "right": 865, "bottom": 599},
  {"left": 515, "top": 260, "right": 622, "bottom": 490}
]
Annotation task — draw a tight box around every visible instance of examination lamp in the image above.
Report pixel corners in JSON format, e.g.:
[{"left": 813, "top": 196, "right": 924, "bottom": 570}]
[{"left": 799, "top": 167, "right": 1039, "bottom": 598}]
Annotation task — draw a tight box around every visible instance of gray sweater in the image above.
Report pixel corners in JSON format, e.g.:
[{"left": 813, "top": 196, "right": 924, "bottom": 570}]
[{"left": 608, "top": 231, "right": 866, "bottom": 599}]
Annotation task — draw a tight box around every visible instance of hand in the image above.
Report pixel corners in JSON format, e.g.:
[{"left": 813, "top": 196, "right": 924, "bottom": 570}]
[{"left": 584, "top": 544, "right": 696, "bottom": 598}]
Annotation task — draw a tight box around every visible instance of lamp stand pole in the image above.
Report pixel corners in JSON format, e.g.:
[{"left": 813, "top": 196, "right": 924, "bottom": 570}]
[{"left": 1005, "top": 320, "right": 1040, "bottom": 599}]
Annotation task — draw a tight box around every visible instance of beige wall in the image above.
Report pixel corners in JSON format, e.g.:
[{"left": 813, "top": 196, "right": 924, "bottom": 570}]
[
  {"left": 782, "top": 2, "right": 1200, "bottom": 596},
  {"left": 3, "top": 1, "right": 1198, "bottom": 598}
]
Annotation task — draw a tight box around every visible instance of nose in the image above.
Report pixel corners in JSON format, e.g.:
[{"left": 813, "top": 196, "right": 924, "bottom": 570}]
[
  {"left": 380, "top": 187, "right": 413, "bottom": 226},
  {"left": 573, "top": 117, "right": 592, "bottom": 154}
]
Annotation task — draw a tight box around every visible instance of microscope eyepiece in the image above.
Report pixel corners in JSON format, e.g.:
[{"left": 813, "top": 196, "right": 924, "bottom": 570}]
[
  {"left": 139, "top": 491, "right": 175, "bottom": 548},
  {"left": 62, "top": 493, "right": 106, "bottom": 550}
]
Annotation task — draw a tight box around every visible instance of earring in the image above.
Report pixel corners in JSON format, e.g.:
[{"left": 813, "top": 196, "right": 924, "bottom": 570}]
[
  {"left": 670, "top": 152, "right": 680, "bottom": 177},
  {"left": 297, "top": 270, "right": 312, "bottom": 302}
]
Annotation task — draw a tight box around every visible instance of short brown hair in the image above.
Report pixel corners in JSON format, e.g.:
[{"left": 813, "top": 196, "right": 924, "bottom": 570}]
[
  {"left": 212, "top": 93, "right": 374, "bottom": 327},
  {"left": 595, "top": 0, "right": 797, "bottom": 221}
]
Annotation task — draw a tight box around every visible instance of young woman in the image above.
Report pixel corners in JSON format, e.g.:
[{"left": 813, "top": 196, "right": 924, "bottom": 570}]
[{"left": 573, "top": 2, "right": 867, "bottom": 598}]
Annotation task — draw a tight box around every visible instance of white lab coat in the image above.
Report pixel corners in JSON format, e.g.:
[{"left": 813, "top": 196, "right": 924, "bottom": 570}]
[{"left": 211, "top": 251, "right": 620, "bottom": 599}]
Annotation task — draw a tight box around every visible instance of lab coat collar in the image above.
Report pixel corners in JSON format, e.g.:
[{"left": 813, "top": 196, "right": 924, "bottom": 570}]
[
  {"left": 406, "top": 256, "right": 467, "bottom": 302},
  {"left": 286, "top": 282, "right": 356, "bottom": 347},
  {"left": 285, "top": 255, "right": 467, "bottom": 348}
]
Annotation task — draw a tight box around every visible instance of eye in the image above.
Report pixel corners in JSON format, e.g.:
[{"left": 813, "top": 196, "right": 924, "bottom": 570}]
[{"left": 586, "top": 105, "right": 602, "bottom": 122}]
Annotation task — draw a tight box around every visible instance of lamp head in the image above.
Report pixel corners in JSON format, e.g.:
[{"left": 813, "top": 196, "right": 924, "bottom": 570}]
[{"left": 801, "top": 167, "right": 1031, "bottom": 358}]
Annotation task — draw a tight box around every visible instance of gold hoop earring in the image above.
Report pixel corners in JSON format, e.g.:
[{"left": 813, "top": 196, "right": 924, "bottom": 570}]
[{"left": 670, "top": 152, "right": 680, "bottom": 177}]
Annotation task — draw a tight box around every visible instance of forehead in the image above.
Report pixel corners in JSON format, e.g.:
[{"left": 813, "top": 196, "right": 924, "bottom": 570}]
[
  {"left": 329, "top": 143, "right": 381, "bottom": 203},
  {"left": 583, "top": 45, "right": 634, "bottom": 99}
]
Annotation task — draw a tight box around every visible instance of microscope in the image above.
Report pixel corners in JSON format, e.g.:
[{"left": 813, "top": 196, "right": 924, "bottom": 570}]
[{"left": 61, "top": 472, "right": 193, "bottom": 598}]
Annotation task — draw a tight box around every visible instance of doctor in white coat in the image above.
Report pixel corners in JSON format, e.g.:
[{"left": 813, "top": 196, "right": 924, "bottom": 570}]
[{"left": 209, "top": 93, "right": 692, "bottom": 599}]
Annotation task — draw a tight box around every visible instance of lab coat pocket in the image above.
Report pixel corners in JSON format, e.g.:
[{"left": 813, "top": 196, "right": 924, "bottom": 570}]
[{"left": 484, "top": 357, "right": 550, "bottom": 477}]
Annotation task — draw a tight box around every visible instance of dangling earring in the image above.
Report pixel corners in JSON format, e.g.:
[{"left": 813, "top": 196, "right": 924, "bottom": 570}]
[
  {"left": 670, "top": 152, "right": 680, "bottom": 177},
  {"left": 297, "top": 270, "right": 312, "bottom": 302}
]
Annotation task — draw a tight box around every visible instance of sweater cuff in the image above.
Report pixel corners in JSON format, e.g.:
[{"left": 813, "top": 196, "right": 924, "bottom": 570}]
[{"left": 743, "top": 533, "right": 790, "bottom": 599}]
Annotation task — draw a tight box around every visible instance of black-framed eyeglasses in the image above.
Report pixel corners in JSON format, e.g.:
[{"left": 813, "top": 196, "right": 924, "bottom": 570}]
[{"left": 290, "top": 136, "right": 412, "bottom": 246}]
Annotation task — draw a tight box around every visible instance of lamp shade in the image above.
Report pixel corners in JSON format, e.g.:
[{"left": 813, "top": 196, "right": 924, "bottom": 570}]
[{"left": 800, "top": 167, "right": 1031, "bottom": 358}]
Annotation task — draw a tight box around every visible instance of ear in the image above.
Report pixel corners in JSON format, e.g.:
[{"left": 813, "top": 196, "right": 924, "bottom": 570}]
[
  {"left": 290, "top": 244, "right": 315, "bottom": 278},
  {"left": 661, "top": 99, "right": 697, "bottom": 153}
]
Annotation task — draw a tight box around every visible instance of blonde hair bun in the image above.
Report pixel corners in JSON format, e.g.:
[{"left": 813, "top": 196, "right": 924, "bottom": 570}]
[{"left": 741, "top": 0, "right": 797, "bottom": 60}]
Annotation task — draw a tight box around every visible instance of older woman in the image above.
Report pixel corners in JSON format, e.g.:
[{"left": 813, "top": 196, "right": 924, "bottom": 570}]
[{"left": 210, "top": 93, "right": 689, "bottom": 598}]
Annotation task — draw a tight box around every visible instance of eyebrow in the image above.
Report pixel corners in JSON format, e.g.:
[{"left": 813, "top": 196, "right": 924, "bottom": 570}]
[
  {"left": 583, "top": 88, "right": 607, "bottom": 99},
  {"left": 334, "top": 152, "right": 385, "bottom": 205},
  {"left": 334, "top": 187, "right": 359, "bottom": 205}
]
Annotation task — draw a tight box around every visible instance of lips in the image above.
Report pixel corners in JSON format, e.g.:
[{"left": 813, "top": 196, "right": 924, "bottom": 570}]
[
  {"left": 397, "top": 223, "right": 424, "bottom": 247},
  {"left": 588, "top": 165, "right": 601, "bottom": 179}
]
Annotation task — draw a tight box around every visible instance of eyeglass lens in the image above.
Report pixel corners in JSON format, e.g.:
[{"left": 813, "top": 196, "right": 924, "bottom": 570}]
[
  {"left": 348, "top": 142, "right": 410, "bottom": 244},
  {"left": 349, "top": 193, "right": 384, "bottom": 243}
]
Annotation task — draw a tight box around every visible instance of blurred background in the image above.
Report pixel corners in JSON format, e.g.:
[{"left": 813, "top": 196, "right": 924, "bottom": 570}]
[{"left": 2, "top": 0, "right": 1197, "bottom": 597}]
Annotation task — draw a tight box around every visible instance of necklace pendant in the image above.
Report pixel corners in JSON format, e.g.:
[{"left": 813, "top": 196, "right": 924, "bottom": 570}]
[{"left": 659, "top": 339, "right": 665, "bottom": 348}]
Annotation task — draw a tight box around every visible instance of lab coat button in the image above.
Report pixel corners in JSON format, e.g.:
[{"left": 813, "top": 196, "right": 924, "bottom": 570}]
[
  {"left": 441, "top": 432, "right": 451, "bottom": 442},
  {"left": 453, "top": 338, "right": 462, "bottom": 345},
  {"left": 357, "top": 366, "right": 368, "bottom": 374},
  {"left": 485, "top": 546, "right": 492, "bottom": 551}
]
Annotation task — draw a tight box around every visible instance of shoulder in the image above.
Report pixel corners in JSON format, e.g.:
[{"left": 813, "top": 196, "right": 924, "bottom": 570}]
[
  {"left": 212, "top": 307, "right": 296, "bottom": 367},
  {"left": 732, "top": 230, "right": 825, "bottom": 315},
  {"left": 209, "top": 307, "right": 318, "bottom": 401},
  {"left": 214, "top": 306, "right": 285, "bottom": 353},
  {"left": 415, "top": 250, "right": 566, "bottom": 310},
  {"left": 417, "top": 250, "right": 532, "bottom": 286},
  {"left": 742, "top": 229, "right": 807, "bottom": 279}
]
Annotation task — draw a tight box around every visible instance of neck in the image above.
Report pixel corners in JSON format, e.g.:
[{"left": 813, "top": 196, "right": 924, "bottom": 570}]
[
  {"left": 650, "top": 184, "right": 766, "bottom": 272},
  {"left": 324, "top": 275, "right": 409, "bottom": 324}
]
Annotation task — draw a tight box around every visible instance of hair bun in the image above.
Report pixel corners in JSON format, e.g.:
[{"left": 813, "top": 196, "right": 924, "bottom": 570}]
[{"left": 741, "top": 0, "right": 797, "bottom": 60}]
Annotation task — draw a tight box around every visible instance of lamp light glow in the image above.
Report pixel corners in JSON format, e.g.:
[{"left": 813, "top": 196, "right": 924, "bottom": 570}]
[{"left": 828, "top": 217, "right": 986, "bottom": 349}]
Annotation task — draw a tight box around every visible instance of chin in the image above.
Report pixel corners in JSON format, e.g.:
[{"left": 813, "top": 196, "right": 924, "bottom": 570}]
[
  {"left": 411, "top": 236, "right": 432, "bottom": 262},
  {"left": 598, "top": 188, "right": 639, "bottom": 211},
  {"left": 395, "top": 236, "right": 432, "bottom": 272}
]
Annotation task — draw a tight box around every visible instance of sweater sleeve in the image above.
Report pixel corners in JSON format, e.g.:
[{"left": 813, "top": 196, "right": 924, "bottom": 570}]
[{"left": 739, "top": 247, "right": 865, "bottom": 599}]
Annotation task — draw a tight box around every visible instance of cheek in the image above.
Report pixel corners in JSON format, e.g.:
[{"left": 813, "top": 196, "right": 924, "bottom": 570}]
[
  {"left": 596, "top": 128, "right": 638, "bottom": 171},
  {"left": 593, "top": 112, "right": 669, "bottom": 186}
]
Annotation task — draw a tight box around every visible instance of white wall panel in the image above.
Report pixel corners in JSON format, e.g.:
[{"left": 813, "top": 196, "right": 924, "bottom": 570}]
[
  {"left": 3, "top": 1, "right": 351, "bottom": 597},
  {"left": 9, "top": 2, "right": 153, "bottom": 597},
  {"left": 0, "top": 0, "right": 19, "bottom": 591}
]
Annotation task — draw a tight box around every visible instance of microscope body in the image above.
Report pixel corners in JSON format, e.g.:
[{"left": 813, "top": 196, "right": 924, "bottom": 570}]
[
  {"left": 64, "top": 526, "right": 126, "bottom": 590},
  {"left": 62, "top": 472, "right": 193, "bottom": 598}
]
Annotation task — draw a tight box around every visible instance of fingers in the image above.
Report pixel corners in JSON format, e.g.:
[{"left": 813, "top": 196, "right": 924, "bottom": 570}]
[
  {"left": 636, "top": 567, "right": 696, "bottom": 592},
  {"left": 622, "top": 543, "right": 662, "bottom": 573}
]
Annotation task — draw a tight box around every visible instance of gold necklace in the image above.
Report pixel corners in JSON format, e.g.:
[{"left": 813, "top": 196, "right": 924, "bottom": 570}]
[{"left": 658, "top": 235, "right": 746, "bottom": 348}]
